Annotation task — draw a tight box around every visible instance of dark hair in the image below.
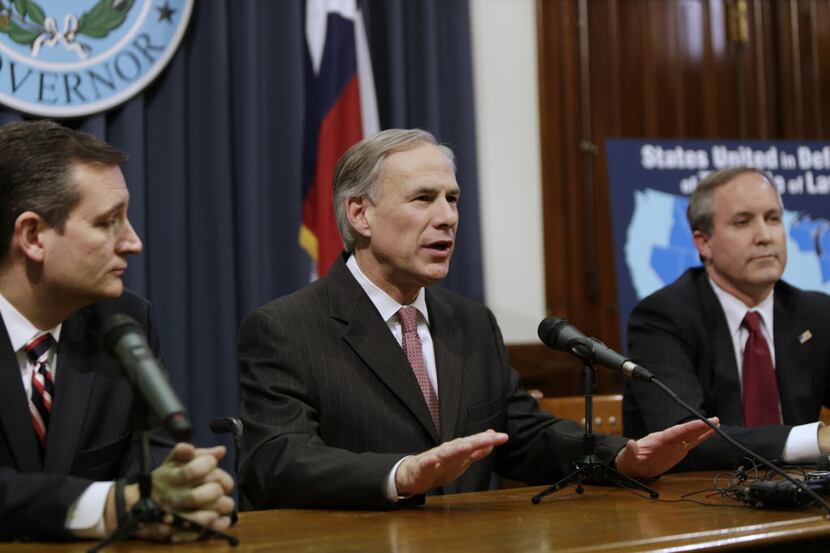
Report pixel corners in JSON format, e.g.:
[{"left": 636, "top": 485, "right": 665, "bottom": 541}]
[
  {"left": 686, "top": 166, "right": 780, "bottom": 235},
  {"left": 0, "top": 120, "right": 127, "bottom": 260}
]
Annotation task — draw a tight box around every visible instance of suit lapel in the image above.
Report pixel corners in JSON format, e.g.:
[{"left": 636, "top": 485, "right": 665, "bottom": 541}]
[
  {"left": 44, "top": 310, "right": 96, "bottom": 473},
  {"left": 772, "top": 284, "right": 811, "bottom": 422},
  {"left": 426, "top": 289, "right": 464, "bottom": 443},
  {"left": 698, "top": 274, "right": 744, "bottom": 423},
  {"left": 329, "top": 259, "right": 440, "bottom": 442},
  {"left": 0, "top": 317, "right": 43, "bottom": 471}
]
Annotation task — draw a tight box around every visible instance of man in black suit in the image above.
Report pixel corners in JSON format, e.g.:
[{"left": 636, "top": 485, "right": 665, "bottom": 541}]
[
  {"left": 0, "top": 121, "right": 234, "bottom": 540},
  {"left": 624, "top": 167, "right": 830, "bottom": 470},
  {"left": 238, "top": 128, "right": 715, "bottom": 509}
]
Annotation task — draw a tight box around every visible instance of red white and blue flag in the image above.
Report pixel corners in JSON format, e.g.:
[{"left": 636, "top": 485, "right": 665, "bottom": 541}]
[{"left": 301, "top": 0, "right": 379, "bottom": 277}]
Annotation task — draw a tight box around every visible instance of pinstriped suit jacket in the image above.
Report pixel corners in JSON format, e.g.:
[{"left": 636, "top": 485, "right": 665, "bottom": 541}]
[
  {"left": 624, "top": 267, "right": 830, "bottom": 470},
  {"left": 0, "top": 291, "right": 165, "bottom": 540},
  {"left": 238, "top": 256, "right": 629, "bottom": 509}
]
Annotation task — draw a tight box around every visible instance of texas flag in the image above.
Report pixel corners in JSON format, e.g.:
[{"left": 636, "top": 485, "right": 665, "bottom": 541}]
[{"left": 301, "top": 0, "right": 379, "bottom": 277}]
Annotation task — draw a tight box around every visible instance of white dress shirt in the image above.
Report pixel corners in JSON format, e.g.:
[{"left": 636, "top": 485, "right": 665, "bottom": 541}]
[
  {"left": 0, "top": 293, "right": 111, "bottom": 537},
  {"left": 345, "top": 255, "right": 438, "bottom": 501},
  {"left": 708, "top": 280, "right": 820, "bottom": 462}
]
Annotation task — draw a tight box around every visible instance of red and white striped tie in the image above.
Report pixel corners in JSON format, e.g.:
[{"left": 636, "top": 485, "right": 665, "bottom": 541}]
[{"left": 25, "top": 333, "right": 55, "bottom": 449}]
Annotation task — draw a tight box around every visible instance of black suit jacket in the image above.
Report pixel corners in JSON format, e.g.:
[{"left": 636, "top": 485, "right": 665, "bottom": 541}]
[
  {"left": 624, "top": 267, "right": 830, "bottom": 470},
  {"left": 238, "top": 256, "right": 628, "bottom": 509},
  {"left": 0, "top": 291, "right": 166, "bottom": 540}
]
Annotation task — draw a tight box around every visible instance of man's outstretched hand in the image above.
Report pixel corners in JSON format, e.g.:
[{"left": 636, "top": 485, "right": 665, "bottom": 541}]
[
  {"left": 615, "top": 417, "right": 719, "bottom": 478},
  {"left": 395, "top": 430, "right": 508, "bottom": 496}
]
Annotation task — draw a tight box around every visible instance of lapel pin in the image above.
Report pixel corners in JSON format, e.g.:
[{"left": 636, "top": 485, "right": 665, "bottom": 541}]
[{"left": 799, "top": 330, "right": 813, "bottom": 344}]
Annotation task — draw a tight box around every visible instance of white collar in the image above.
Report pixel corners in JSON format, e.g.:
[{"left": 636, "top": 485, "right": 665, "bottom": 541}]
[
  {"left": 0, "top": 292, "right": 62, "bottom": 352},
  {"left": 708, "top": 278, "right": 774, "bottom": 337},
  {"left": 346, "top": 255, "right": 430, "bottom": 325}
]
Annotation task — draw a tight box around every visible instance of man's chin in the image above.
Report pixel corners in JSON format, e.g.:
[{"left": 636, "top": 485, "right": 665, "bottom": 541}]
[
  {"left": 98, "top": 280, "right": 125, "bottom": 299},
  {"left": 422, "top": 264, "right": 450, "bottom": 282}
]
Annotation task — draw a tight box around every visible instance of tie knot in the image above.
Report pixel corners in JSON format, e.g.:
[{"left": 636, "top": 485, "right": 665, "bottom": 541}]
[
  {"left": 24, "top": 333, "right": 55, "bottom": 364},
  {"left": 742, "top": 311, "right": 763, "bottom": 334},
  {"left": 398, "top": 306, "right": 419, "bottom": 333}
]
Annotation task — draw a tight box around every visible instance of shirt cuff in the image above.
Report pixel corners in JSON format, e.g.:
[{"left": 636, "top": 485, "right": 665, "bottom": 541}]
[
  {"left": 65, "top": 481, "right": 113, "bottom": 538},
  {"left": 385, "top": 456, "right": 412, "bottom": 503},
  {"left": 781, "top": 422, "right": 822, "bottom": 463}
]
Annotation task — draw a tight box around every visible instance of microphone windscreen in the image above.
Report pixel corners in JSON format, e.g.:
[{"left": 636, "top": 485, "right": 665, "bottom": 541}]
[{"left": 102, "top": 314, "right": 144, "bottom": 354}]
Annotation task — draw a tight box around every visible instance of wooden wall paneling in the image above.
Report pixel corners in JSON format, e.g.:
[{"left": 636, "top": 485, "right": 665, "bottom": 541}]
[
  {"left": 584, "top": 8, "right": 623, "bottom": 392},
  {"left": 699, "top": 0, "right": 726, "bottom": 138},
  {"left": 716, "top": 0, "right": 743, "bottom": 137},
  {"left": 805, "top": 0, "right": 822, "bottom": 137},
  {"left": 666, "top": 1, "right": 687, "bottom": 136},
  {"left": 615, "top": 1, "right": 648, "bottom": 136},
  {"left": 677, "top": 0, "right": 708, "bottom": 138},
  {"left": 539, "top": 0, "right": 578, "bottom": 323},
  {"left": 577, "top": 0, "right": 600, "bottom": 314},
  {"left": 818, "top": 0, "right": 830, "bottom": 136},
  {"left": 523, "top": 0, "right": 586, "bottom": 396},
  {"left": 776, "top": 1, "right": 803, "bottom": 137},
  {"left": 760, "top": 0, "right": 780, "bottom": 138},
  {"left": 744, "top": 0, "right": 775, "bottom": 139},
  {"left": 641, "top": 1, "right": 659, "bottom": 135}
]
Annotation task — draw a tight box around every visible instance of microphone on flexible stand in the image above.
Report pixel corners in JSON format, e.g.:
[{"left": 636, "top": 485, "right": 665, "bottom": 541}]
[{"left": 537, "top": 316, "right": 830, "bottom": 513}]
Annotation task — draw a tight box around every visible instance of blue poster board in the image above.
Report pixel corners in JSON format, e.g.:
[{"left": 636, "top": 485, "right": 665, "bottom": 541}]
[{"left": 606, "top": 138, "right": 830, "bottom": 346}]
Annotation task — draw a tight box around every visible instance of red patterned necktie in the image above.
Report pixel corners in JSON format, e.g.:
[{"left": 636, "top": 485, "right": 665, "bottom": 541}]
[
  {"left": 741, "top": 311, "right": 782, "bottom": 427},
  {"left": 398, "top": 306, "right": 440, "bottom": 432},
  {"left": 25, "top": 333, "right": 55, "bottom": 448}
]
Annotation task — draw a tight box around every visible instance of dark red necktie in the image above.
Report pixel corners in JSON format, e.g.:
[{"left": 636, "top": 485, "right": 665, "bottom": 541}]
[
  {"left": 398, "top": 306, "right": 440, "bottom": 432},
  {"left": 741, "top": 311, "right": 782, "bottom": 427},
  {"left": 25, "top": 333, "right": 55, "bottom": 448}
]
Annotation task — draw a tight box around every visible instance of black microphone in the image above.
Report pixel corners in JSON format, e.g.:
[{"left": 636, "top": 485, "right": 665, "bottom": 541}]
[
  {"left": 537, "top": 317, "right": 654, "bottom": 382},
  {"left": 103, "top": 314, "right": 191, "bottom": 442}
]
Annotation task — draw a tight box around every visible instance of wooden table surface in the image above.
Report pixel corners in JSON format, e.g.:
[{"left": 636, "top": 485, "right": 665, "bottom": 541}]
[{"left": 4, "top": 473, "right": 830, "bottom": 552}]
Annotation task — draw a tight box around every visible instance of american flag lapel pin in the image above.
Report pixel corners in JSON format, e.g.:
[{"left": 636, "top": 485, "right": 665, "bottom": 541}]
[{"left": 799, "top": 330, "right": 813, "bottom": 344}]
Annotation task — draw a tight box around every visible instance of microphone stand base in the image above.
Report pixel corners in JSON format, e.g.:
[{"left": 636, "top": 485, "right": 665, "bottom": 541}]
[{"left": 531, "top": 454, "right": 659, "bottom": 504}]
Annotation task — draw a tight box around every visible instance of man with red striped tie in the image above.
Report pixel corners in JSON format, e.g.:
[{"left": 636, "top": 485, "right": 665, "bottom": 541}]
[{"left": 0, "top": 121, "right": 234, "bottom": 541}]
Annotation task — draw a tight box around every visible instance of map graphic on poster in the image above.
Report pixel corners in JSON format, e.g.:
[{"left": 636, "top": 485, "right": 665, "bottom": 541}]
[
  {"left": 626, "top": 189, "right": 830, "bottom": 298},
  {"left": 606, "top": 139, "right": 830, "bottom": 344}
]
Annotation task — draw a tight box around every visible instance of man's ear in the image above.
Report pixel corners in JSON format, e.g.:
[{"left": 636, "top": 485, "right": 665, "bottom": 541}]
[
  {"left": 13, "top": 211, "right": 48, "bottom": 262},
  {"left": 346, "top": 196, "right": 372, "bottom": 239},
  {"left": 692, "top": 229, "right": 712, "bottom": 263}
]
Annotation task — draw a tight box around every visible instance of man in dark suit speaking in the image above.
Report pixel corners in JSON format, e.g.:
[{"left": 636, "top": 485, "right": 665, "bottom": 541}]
[
  {"left": 625, "top": 167, "right": 830, "bottom": 470},
  {"left": 239, "top": 129, "right": 715, "bottom": 509},
  {"left": 0, "top": 121, "right": 234, "bottom": 540}
]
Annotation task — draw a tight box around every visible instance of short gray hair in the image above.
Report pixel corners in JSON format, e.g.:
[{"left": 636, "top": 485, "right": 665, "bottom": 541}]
[
  {"left": 332, "top": 128, "right": 455, "bottom": 251},
  {"left": 687, "top": 166, "right": 780, "bottom": 235}
]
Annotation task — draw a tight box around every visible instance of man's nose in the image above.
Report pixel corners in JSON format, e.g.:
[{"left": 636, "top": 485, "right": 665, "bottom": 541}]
[
  {"left": 117, "top": 219, "right": 143, "bottom": 255},
  {"left": 433, "top": 197, "right": 458, "bottom": 228},
  {"left": 753, "top": 219, "right": 773, "bottom": 243}
]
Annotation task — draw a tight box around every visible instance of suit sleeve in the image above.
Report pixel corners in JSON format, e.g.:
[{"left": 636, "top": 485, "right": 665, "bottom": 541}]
[
  {"left": 237, "top": 306, "right": 418, "bottom": 510},
  {"left": 0, "top": 467, "right": 93, "bottom": 540},
  {"left": 626, "top": 293, "right": 791, "bottom": 470}
]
